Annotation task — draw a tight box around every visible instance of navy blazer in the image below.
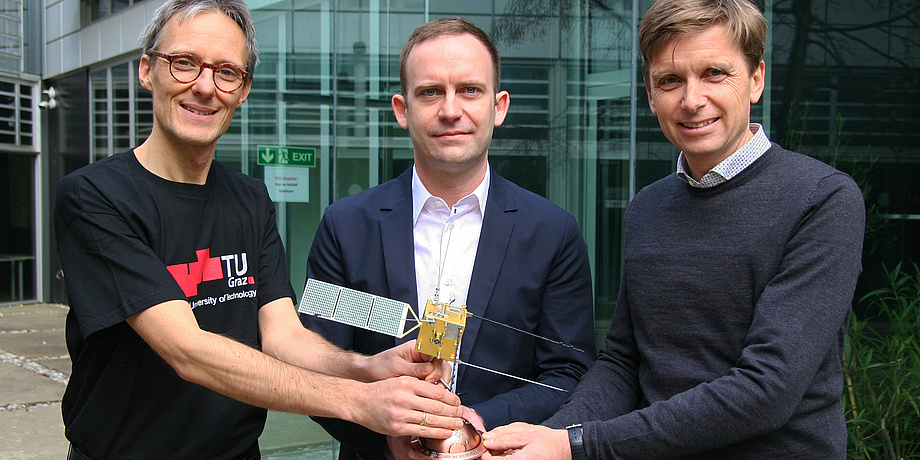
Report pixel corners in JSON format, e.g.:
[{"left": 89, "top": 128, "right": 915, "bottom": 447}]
[{"left": 301, "top": 166, "right": 596, "bottom": 460}]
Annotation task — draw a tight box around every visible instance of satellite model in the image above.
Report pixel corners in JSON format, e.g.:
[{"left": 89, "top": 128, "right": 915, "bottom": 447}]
[
  {"left": 298, "top": 278, "right": 582, "bottom": 458},
  {"left": 298, "top": 278, "right": 578, "bottom": 390}
]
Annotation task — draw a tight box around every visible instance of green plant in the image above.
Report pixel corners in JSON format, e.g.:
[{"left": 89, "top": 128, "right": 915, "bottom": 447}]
[{"left": 844, "top": 262, "right": 920, "bottom": 459}]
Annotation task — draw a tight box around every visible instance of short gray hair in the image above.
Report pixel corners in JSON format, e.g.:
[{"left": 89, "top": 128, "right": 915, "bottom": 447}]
[{"left": 139, "top": 0, "right": 259, "bottom": 75}]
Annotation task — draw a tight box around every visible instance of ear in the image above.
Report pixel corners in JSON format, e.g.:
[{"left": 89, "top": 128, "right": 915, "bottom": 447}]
[
  {"left": 236, "top": 78, "right": 252, "bottom": 107},
  {"left": 647, "top": 91, "right": 658, "bottom": 115},
  {"left": 750, "top": 60, "right": 766, "bottom": 104},
  {"left": 392, "top": 94, "right": 409, "bottom": 129},
  {"left": 138, "top": 54, "right": 154, "bottom": 92},
  {"left": 493, "top": 90, "right": 510, "bottom": 127}
]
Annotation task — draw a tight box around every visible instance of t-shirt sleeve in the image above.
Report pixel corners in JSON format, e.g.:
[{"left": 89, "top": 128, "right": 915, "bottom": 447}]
[{"left": 55, "top": 172, "right": 187, "bottom": 339}]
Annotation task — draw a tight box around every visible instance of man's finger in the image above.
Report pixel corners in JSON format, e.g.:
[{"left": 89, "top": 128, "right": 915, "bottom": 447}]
[
  {"left": 483, "top": 422, "right": 539, "bottom": 439},
  {"left": 481, "top": 432, "right": 530, "bottom": 453},
  {"left": 409, "top": 378, "right": 461, "bottom": 407}
]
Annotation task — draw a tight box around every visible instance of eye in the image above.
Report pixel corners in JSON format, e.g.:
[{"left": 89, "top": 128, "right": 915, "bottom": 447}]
[
  {"left": 706, "top": 68, "right": 729, "bottom": 80},
  {"left": 421, "top": 89, "right": 438, "bottom": 97},
  {"left": 463, "top": 87, "right": 480, "bottom": 95},
  {"left": 216, "top": 65, "right": 243, "bottom": 81},
  {"left": 172, "top": 55, "right": 199, "bottom": 70},
  {"left": 656, "top": 76, "right": 680, "bottom": 89}
]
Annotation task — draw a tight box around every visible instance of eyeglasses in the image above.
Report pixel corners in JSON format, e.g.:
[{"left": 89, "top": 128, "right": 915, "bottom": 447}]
[{"left": 147, "top": 51, "right": 250, "bottom": 93}]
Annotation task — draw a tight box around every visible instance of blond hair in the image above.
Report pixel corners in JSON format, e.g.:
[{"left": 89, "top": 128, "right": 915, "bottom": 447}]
[{"left": 638, "top": 0, "right": 767, "bottom": 85}]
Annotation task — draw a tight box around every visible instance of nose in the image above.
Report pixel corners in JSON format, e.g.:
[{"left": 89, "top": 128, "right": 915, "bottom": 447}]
[
  {"left": 191, "top": 67, "right": 218, "bottom": 97},
  {"left": 439, "top": 93, "right": 462, "bottom": 121},
  {"left": 681, "top": 79, "right": 706, "bottom": 112}
]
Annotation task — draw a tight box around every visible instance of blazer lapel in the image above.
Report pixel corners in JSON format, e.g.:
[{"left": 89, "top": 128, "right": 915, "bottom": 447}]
[
  {"left": 380, "top": 169, "right": 420, "bottom": 347},
  {"left": 457, "top": 171, "right": 517, "bottom": 382}
]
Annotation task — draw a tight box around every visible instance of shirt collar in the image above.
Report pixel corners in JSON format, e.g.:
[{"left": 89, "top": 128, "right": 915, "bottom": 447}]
[
  {"left": 676, "top": 123, "right": 771, "bottom": 187},
  {"left": 412, "top": 164, "right": 490, "bottom": 225}
]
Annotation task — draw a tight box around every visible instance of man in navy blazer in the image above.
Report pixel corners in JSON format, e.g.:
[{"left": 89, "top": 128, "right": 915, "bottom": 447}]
[{"left": 301, "top": 17, "right": 595, "bottom": 460}]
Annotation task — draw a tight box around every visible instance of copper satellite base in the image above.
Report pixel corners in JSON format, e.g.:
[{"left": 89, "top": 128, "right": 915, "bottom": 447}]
[{"left": 410, "top": 419, "right": 487, "bottom": 459}]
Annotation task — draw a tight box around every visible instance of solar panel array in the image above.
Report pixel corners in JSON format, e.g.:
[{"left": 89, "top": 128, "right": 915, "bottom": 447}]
[{"left": 298, "top": 278, "right": 413, "bottom": 338}]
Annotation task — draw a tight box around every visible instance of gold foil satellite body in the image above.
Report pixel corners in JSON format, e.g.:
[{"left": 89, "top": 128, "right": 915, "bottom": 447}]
[{"left": 416, "top": 300, "right": 467, "bottom": 361}]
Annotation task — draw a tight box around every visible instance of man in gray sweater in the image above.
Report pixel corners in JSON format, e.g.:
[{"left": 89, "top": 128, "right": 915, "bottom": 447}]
[{"left": 481, "top": 0, "right": 865, "bottom": 458}]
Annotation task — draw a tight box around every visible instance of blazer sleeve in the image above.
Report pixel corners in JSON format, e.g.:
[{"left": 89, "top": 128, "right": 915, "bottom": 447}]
[{"left": 300, "top": 209, "right": 387, "bottom": 460}]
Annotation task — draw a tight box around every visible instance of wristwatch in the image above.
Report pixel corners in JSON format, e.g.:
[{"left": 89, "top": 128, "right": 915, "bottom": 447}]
[{"left": 566, "top": 424, "right": 588, "bottom": 460}]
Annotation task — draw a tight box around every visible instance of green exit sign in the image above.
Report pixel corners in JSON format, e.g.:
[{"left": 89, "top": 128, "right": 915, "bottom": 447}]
[{"left": 257, "top": 145, "right": 316, "bottom": 167}]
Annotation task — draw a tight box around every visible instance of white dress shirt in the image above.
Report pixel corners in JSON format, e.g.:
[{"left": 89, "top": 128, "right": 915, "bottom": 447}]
[{"left": 412, "top": 165, "right": 489, "bottom": 389}]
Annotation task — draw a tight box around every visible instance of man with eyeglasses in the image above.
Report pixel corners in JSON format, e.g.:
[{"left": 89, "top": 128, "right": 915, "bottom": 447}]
[{"left": 54, "top": 0, "right": 463, "bottom": 458}]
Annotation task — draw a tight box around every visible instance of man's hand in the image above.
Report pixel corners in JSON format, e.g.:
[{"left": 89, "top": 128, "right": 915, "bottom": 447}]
[
  {"left": 348, "top": 375, "right": 463, "bottom": 439},
  {"left": 358, "top": 340, "right": 447, "bottom": 384},
  {"left": 341, "top": 340, "right": 463, "bottom": 439},
  {"left": 481, "top": 423, "right": 570, "bottom": 459},
  {"left": 385, "top": 405, "right": 486, "bottom": 460}
]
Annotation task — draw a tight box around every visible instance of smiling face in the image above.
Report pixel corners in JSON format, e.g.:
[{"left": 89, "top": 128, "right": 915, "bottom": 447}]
[
  {"left": 646, "top": 22, "right": 765, "bottom": 178},
  {"left": 138, "top": 11, "right": 251, "bottom": 154},
  {"left": 391, "top": 33, "right": 509, "bottom": 178}
]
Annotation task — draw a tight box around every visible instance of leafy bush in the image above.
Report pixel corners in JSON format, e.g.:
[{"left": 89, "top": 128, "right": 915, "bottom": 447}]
[{"left": 844, "top": 262, "right": 920, "bottom": 459}]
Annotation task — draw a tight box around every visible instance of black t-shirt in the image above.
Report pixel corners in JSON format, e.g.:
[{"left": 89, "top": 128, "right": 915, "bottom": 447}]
[{"left": 55, "top": 150, "right": 296, "bottom": 459}]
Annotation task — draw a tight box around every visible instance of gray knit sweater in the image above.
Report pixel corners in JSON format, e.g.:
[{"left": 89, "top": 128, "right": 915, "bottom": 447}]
[{"left": 545, "top": 144, "right": 865, "bottom": 459}]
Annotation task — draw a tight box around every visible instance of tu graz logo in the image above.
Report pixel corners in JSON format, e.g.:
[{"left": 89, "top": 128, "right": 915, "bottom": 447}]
[{"left": 166, "top": 248, "right": 252, "bottom": 297}]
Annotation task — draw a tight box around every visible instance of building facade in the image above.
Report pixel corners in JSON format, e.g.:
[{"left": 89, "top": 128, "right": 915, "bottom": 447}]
[
  {"left": 2, "top": 0, "right": 917, "bottom": 343},
  {"left": 0, "top": 0, "right": 41, "bottom": 305}
]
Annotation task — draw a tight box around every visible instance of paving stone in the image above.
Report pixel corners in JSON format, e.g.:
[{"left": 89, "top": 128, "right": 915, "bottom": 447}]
[
  {"left": 0, "top": 404, "right": 69, "bottom": 460},
  {"left": 261, "top": 411, "right": 336, "bottom": 455},
  {"left": 0, "top": 331, "right": 69, "bottom": 359},
  {"left": 0, "top": 313, "right": 65, "bottom": 333},
  {"left": 0, "top": 304, "right": 68, "bottom": 316},
  {"left": 0, "top": 362, "right": 65, "bottom": 406},
  {"left": 36, "top": 356, "right": 72, "bottom": 377}
]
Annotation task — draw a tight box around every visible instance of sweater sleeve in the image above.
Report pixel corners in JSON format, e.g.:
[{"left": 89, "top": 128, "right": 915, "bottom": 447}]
[
  {"left": 543, "top": 275, "right": 643, "bottom": 428},
  {"left": 555, "top": 172, "right": 865, "bottom": 459},
  {"left": 470, "top": 211, "right": 596, "bottom": 428}
]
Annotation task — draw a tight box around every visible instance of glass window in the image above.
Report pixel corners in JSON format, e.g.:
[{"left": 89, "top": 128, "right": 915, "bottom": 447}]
[
  {"left": 0, "top": 78, "right": 35, "bottom": 149},
  {"left": 768, "top": 0, "right": 920, "bottom": 302},
  {"left": 0, "top": 0, "right": 21, "bottom": 75},
  {"left": 0, "top": 76, "right": 36, "bottom": 303},
  {"left": 232, "top": 0, "right": 646, "bottom": 342},
  {"left": 82, "top": 0, "right": 146, "bottom": 24},
  {"left": 0, "top": 151, "right": 34, "bottom": 302},
  {"left": 90, "top": 62, "right": 152, "bottom": 162},
  {"left": 90, "top": 69, "right": 108, "bottom": 161}
]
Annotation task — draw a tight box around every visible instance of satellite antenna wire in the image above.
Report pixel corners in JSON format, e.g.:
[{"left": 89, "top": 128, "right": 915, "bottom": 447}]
[
  {"left": 466, "top": 312, "right": 585, "bottom": 354},
  {"left": 455, "top": 359, "right": 567, "bottom": 393}
]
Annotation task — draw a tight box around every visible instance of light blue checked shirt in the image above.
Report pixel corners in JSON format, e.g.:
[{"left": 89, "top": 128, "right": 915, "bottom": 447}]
[{"left": 677, "top": 123, "right": 772, "bottom": 188}]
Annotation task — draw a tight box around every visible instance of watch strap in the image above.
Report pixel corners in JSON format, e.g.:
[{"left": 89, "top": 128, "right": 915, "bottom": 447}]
[{"left": 567, "top": 424, "right": 588, "bottom": 460}]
